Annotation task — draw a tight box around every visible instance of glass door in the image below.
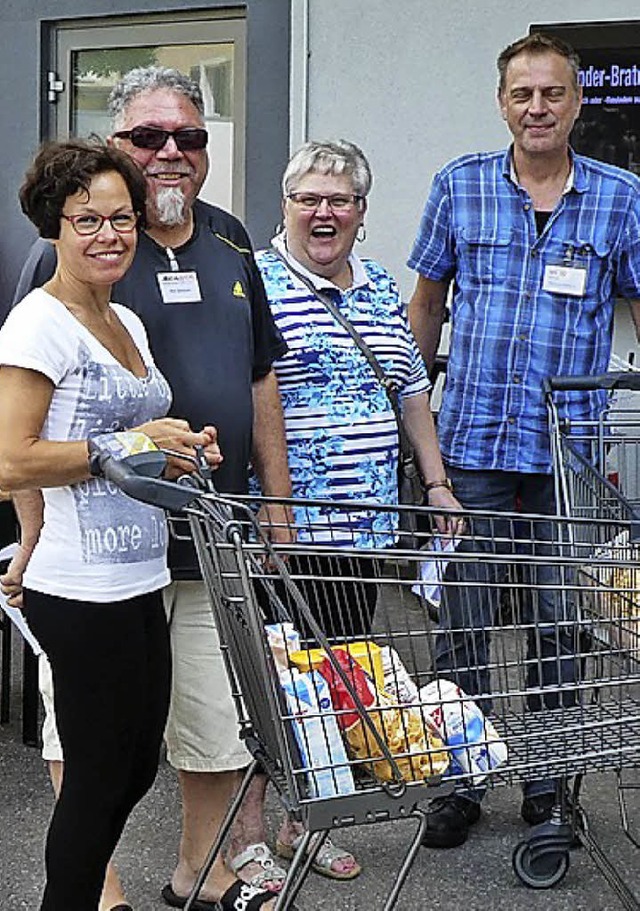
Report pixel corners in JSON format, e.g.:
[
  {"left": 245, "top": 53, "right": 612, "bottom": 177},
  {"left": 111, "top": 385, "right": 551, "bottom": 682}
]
[{"left": 52, "top": 13, "right": 246, "bottom": 217}]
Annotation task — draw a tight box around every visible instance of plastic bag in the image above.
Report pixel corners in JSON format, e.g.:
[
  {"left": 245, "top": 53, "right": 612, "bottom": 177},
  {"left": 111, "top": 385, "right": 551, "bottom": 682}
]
[
  {"left": 319, "top": 650, "right": 449, "bottom": 783},
  {"left": 419, "top": 679, "right": 508, "bottom": 785}
]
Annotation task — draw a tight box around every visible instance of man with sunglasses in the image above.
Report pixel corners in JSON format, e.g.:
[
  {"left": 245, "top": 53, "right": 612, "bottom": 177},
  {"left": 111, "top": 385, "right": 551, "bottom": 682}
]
[{"left": 10, "top": 66, "right": 292, "bottom": 911}]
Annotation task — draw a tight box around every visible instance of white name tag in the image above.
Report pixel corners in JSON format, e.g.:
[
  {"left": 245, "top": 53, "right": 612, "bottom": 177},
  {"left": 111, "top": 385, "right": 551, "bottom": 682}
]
[
  {"left": 542, "top": 263, "right": 587, "bottom": 298},
  {"left": 157, "top": 271, "right": 202, "bottom": 304}
]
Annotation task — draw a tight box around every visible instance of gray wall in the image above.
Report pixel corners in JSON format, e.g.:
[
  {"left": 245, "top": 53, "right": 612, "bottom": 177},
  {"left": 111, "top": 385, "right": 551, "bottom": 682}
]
[
  {"left": 303, "top": 0, "right": 640, "bottom": 315},
  {"left": 0, "top": 0, "right": 289, "bottom": 314}
]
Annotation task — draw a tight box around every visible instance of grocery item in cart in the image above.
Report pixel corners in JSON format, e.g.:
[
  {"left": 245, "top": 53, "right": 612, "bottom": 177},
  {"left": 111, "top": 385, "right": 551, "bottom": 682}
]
[
  {"left": 578, "top": 531, "right": 640, "bottom": 654},
  {"left": 419, "top": 679, "right": 508, "bottom": 785},
  {"left": 289, "top": 640, "right": 385, "bottom": 691},
  {"left": 606, "top": 564, "right": 640, "bottom": 652},
  {"left": 265, "top": 622, "right": 301, "bottom": 672},
  {"left": 380, "top": 646, "right": 420, "bottom": 704},
  {"left": 280, "top": 667, "right": 356, "bottom": 798},
  {"left": 319, "top": 650, "right": 449, "bottom": 783}
]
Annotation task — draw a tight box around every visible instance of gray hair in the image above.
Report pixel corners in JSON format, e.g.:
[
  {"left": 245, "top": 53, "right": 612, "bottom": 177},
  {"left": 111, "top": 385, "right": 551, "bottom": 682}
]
[
  {"left": 108, "top": 66, "right": 205, "bottom": 129},
  {"left": 282, "top": 140, "right": 373, "bottom": 197}
]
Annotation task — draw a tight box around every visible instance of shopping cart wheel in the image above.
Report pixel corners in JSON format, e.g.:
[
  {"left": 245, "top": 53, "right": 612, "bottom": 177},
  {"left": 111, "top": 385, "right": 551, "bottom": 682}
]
[{"left": 512, "top": 840, "right": 570, "bottom": 889}]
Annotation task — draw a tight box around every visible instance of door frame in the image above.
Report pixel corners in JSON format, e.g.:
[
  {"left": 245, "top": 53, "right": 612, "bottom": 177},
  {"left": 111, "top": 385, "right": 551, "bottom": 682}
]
[{"left": 48, "top": 10, "right": 247, "bottom": 218}]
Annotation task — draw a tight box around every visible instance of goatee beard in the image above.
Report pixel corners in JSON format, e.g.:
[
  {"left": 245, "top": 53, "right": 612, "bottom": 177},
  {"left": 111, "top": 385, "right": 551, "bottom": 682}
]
[{"left": 153, "top": 187, "right": 188, "bottom": 226}]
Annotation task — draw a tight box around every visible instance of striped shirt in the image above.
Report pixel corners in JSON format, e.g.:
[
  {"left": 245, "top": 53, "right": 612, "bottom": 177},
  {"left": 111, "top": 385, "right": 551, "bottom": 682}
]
[
  {"left": 255, "top": 238, "right": 430, "bottom": 547},
  {"left": 408, "top": 148, "right": 640, "bottom": 474}
]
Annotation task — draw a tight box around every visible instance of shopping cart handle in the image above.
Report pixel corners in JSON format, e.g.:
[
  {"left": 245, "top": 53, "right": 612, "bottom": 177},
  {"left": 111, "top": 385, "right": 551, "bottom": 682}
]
[
  {"left": 101, "top": 454, "right": 201, "bottom": 511},
  {"left": 544, "top": 371, "right": 640, "bottom": 394}
]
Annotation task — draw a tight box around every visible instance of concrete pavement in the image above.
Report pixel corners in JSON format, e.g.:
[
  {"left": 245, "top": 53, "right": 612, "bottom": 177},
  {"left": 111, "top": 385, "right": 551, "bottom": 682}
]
[{"left": 2, "top": 633, "right": 640, "bottom": 910}]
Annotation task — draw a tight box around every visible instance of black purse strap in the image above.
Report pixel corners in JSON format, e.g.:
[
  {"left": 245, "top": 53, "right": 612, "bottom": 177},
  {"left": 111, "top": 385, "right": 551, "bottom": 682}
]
[{"left": 271, "top": 245, "right": 415, "bottom": 462}]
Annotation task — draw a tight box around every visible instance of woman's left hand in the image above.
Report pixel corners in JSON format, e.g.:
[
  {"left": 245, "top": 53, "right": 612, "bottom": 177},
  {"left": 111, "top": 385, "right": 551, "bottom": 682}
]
[
  {"left": 135, "top": 419, "right": 223, "bottom": 478},
  {"left": 426, "top": 486, "right": 465, "bottom": 537}
]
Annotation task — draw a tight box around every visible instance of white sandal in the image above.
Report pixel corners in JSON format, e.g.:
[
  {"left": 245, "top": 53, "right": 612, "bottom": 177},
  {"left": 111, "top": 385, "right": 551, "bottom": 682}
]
[
  {"left": 228, "top": 842, "right": 288, "bottom": 892},
  {"left": 275, "top": 834, "right": 361, "bottom": 881}
]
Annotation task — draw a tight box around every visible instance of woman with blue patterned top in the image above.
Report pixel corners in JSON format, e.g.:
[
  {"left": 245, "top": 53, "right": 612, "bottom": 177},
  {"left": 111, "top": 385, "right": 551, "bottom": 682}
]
[{"left": 255, "top": 139, "right": 461, "bottom": 642}]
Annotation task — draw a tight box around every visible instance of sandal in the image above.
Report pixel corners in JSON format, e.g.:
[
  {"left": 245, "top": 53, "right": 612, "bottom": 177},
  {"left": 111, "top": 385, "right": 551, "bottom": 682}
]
[
  {"left": 161, "top": 883, "right": 218, "bottom": 911},
  {"left": 275, "top": 833, "right": 361, "bottom": 881},
  {"left": 228, "top": 842, "right": 288, "bottom": 892},
  {"left": 219, "top": 880, "right": 277, "bottom": 910},
  {"left": 161, "top": 880, "right": 277, "bottom": 911}
]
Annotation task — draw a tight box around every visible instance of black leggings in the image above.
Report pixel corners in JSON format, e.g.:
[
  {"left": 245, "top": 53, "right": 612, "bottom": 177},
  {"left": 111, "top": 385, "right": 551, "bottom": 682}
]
[{"left": 24, "top": 588, "right": 171, "bottom": 911}]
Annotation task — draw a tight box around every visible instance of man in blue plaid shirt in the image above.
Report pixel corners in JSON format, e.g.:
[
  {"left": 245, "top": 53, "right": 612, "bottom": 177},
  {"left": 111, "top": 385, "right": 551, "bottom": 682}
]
[{"left": 408, "top": 32, "right": 640, "bottom": 849}]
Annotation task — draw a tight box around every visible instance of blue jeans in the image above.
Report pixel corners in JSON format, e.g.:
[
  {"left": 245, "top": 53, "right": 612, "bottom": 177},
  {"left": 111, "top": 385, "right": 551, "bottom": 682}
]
[{"left": 436, "top": 468, "right": 578, "bottom": 801}]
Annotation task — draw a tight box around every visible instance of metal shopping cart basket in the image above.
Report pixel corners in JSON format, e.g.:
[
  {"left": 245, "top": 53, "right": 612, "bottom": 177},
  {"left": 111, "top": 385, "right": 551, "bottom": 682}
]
[
  {"left": 95, "top": 408, "right": 640, "bottom": 908},
  {"left": 97, "top": 452, "right": 457, "bottom": 910},
  {"left": 540, "top": 371, "right": 640, "bottom": 907}
]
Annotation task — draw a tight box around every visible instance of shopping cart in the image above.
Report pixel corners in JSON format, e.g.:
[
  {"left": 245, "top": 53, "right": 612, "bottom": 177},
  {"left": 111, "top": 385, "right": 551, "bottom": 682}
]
[
  {"left": 95, "top": 399, "right": 640, "bottom": 908},
  {"left": 539, "top": 371, "right": 640, "bottom": 906}
]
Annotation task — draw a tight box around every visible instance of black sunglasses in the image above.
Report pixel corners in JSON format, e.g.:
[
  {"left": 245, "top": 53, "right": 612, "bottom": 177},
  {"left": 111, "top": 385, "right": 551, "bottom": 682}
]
[{"left": 112, "top": 126, "right": 208, "bottom": 152}]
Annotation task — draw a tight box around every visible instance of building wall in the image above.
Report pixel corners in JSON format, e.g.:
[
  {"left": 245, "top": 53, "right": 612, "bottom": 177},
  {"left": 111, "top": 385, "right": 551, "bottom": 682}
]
[
  {"left": 1, "top": 0, "right": 638, "bottom": 360},
  {"left": 300, "top": 0, "right": 640, "bottom": 360},
  {"left": 0, "top": 0, "right": 288, "bottom": 313}
]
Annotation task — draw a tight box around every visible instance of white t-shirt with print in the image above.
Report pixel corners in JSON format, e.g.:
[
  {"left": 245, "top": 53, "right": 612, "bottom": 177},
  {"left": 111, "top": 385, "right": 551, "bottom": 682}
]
[{"left": 0, "top": 288, "right": 172, "bottom": 602}]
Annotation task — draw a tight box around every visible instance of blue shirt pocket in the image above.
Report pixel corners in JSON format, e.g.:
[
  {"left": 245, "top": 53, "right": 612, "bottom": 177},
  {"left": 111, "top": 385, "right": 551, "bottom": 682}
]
[{"left": 458, "top": 228, "right": 513, "bottom": 284}]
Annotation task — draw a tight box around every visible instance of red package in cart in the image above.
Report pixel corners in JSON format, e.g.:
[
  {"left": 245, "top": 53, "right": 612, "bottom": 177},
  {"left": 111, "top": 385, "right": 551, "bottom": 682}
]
[
  {"left": 318, "top": 649, "right": 377, "bottom": 730},
  {"left": 319, "top": 649, "right": 449, "bottom": 782}
]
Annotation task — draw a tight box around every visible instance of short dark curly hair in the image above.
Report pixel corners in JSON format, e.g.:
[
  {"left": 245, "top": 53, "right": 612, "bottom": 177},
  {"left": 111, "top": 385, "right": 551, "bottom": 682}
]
[{"left": 19, "top": 138, "right": 147, "bottom": 239}]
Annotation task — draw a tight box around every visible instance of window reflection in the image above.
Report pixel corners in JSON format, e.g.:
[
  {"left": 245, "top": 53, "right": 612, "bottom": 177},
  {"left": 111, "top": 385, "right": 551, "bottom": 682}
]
[{"left": 70, "top": 43, "right": 236, "bottom": 211}]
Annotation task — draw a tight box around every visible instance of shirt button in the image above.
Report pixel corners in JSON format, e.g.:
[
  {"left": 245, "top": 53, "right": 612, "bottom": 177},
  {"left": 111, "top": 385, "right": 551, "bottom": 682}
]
[
  {"left": 519, "top": 333, "right": 527, "bottom": 341},
  {"left": 513, "top": 375, "right": 521, "bottom": 384},
  {"left": 531, "top": 250, "right": 538, "bottom": 258},
  {"left": 508, "top": 416, "right": 516, "bottom": 424},
  {"left": 523, "top": 203, "right": 531, "bottom": 211}
]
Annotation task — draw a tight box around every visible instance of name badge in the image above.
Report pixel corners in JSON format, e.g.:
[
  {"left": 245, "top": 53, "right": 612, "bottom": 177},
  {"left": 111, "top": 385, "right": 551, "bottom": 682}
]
[
  {"left": 542, "top": 263, "right": 587, "bottom": 298},
  {"left": 157, "top": 271, "right": 202, "bottom": 304}
]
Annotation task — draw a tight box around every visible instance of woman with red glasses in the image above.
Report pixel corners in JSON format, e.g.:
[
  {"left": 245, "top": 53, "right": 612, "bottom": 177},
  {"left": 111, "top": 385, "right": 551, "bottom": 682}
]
[{"left": 0, "top": 139, "right": 221, "bottom": 911}]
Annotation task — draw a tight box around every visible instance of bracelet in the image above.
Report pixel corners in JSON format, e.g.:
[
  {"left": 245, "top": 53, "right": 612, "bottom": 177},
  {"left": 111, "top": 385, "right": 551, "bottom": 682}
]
[
  {"left": 424, "top": 478, "right": 453, "bottom": 493},
  {"left": 87, "top": 438, "right": 104, "bottom": 478}
]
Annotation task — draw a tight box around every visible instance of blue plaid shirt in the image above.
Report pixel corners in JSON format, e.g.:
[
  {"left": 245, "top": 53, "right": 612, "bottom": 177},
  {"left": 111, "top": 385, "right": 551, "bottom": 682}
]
[{"left": 408, "top": 148, "right": 640, "bottom": 474}]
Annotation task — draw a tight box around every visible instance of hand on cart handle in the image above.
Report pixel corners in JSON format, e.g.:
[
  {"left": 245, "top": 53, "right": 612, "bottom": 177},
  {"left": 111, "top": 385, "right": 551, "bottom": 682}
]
[
  {"left": 133, "top": 419, "right": 223, "bottom": 480},
  {"left": 88, "top": 429, "right": 207, "bottom": 511},
  {"left": 256, "top": 501, "right": 297, "bottom": 569}
]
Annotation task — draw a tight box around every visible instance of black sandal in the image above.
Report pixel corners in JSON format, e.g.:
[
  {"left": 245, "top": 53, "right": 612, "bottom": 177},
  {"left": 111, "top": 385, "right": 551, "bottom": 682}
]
[{"left": 219, "top": 880, "right": 278, "bottom": 910}]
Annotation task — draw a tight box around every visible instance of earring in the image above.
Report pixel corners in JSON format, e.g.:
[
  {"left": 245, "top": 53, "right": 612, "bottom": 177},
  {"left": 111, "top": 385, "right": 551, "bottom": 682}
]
[
  {"left": 273, "top": 222, "right": 284, "bottom": 236},
  {"left": 356, "top": 224, "right": 367, "bottom": 243}
]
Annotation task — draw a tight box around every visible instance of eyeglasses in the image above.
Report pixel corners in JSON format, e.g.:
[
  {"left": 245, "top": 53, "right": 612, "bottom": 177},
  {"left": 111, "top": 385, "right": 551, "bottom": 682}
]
[
  {"left": 287, "top": 192, "right": 363, "bottom": 211},
  {"left": 61, "top": 212, "right": 139, "bottom": 236},
  {"left": 112, "top": 126, "right": 209, "bottom": 152}
]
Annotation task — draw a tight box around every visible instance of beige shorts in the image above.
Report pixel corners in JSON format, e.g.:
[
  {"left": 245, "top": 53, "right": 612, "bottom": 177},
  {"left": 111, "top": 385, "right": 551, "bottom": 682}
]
[{"left": 39, "top": 580, "right": 251, "bottom": 772}]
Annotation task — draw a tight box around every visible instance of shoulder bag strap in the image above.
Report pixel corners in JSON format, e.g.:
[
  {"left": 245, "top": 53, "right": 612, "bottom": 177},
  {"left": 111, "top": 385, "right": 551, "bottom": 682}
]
[{"left": 270, "top": 245, "right": 414, "bottom": 460}]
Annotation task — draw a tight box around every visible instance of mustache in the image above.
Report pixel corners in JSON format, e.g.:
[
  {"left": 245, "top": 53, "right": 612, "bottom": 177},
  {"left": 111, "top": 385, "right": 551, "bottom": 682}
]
[{"left": 145, "top": 167, "right": 194, "bottom": 177}]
